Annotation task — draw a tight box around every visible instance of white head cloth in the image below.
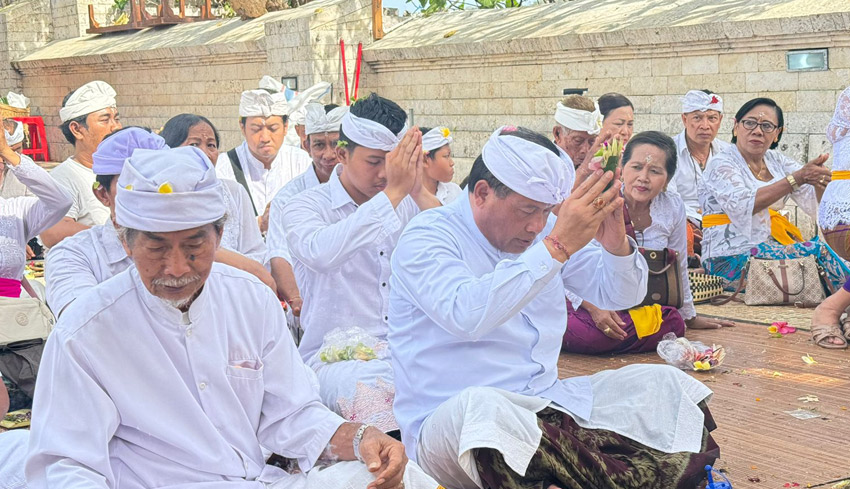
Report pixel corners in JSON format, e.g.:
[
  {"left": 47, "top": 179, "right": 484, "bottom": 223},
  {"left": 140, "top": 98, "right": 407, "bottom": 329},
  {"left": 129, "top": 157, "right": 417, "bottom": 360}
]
[
  {"left": 4, "top": 120, "right": 24, "bottom": 146},
  {"left": 239, "top": 89, "right": 290, "bottom": 118},
  {"left": 258, "top": 75, "right": 284, "bottom": 93},
  {"left": 288, "top": 82, "right": 333, "bottom": 126},
  {"left": 482, "top": 126, "right": 570, "bottom": 205},
  {"left": 422, "top": 127, "right": 453, "bottom": 152},
  {"left": 681, "top": 90, "right": 723, "bottom": 114},
  {"left": 305, "top": 103, "right": 348, "bottom": 135},
  {"left": 5, "top": 91, "right": 29, "bottom": 109},
  {"left": 340, "top": 111, "right": 407, "bottom": 152},
  {"left": 59, "top": 81, "right": 117, "bottom": 123},
  {"left": 554, "top": 101, "right": 602, "bottom": 135},
  {"left": 115, "top": 146, "right": 226, "bottom": 233}
]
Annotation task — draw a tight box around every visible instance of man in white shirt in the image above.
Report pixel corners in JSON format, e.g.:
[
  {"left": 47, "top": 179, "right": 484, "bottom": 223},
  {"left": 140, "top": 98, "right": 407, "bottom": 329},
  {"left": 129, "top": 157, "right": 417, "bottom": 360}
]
[
  {"left": 27, "top": 145, "right": 438, "bottom": 489},
  {"left": 552, "top": 94, "right": 601, "bottom": 169},
  {"left": 40, "top": 81, "right": 122, "bottom": 248},
  {"left": 267, "top": 102, "right": 348, "bottom": 321},
  {"left": 668, "top": 89, "right": 730, "bottom": 260},
  {"left": 0, "top": 374, "right": 29, "bottom": 489},
  {"left": 216, "top": 89, "right": 312, "bottom": 234},
  {"left": 389, "top": 127, "right": 720, "bottom": 489},
  {"left": 283, "top": 93, "right": 440, "bottom": 433},
  {"left": 47, "top": 127, "right": 278, "bottom": 318}
]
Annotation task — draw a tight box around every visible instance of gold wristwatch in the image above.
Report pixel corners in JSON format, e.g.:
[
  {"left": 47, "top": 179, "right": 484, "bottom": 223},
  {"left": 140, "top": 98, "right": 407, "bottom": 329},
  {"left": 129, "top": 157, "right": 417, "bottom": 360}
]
[{"left": 786, "top": 174, "right": 800, "bottom": 191}]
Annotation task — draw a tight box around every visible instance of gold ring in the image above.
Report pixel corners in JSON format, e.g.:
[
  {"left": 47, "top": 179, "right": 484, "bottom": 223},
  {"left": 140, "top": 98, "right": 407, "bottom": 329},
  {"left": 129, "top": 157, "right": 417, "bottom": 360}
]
[
  {"left": 592, "top": 197, "right": 606, "bottom": 210},
  {"left": 603, "top": 327, "right": 612, "bottom": 335}
]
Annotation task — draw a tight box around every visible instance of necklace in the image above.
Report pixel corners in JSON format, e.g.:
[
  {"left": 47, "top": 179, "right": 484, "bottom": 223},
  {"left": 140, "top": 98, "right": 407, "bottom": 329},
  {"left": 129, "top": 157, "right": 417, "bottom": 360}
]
[{"left": 747, "top": 160, "right": 771, "bottom": 181}]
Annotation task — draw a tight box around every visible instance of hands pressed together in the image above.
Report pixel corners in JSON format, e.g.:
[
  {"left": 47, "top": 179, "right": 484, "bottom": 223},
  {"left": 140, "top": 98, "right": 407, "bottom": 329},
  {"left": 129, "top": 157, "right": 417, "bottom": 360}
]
[
  {"left": 545, "top": 130, "right": 631, "bottom": 262},
  {"left": 793, "top": 153, "right": 831, "bottom": 192}
]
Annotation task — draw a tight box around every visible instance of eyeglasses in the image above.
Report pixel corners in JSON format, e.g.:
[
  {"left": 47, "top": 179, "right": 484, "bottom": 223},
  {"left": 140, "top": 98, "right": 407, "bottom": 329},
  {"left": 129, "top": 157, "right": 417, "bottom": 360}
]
[{"left": 739, "top": 119, "right": 779, "bottom": 133}]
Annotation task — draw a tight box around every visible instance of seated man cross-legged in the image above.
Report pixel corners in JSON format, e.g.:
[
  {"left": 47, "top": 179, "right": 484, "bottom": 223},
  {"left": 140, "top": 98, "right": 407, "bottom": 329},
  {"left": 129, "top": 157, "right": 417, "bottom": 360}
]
[
  {"left": 26, "top": 146, "right": 439, "bottom": 489},
  {"left": 389, "top": 126, "right": 720, "bottom": 489},
  {"left": 283, "top": 93, "right": 440, "bottom": 432}
]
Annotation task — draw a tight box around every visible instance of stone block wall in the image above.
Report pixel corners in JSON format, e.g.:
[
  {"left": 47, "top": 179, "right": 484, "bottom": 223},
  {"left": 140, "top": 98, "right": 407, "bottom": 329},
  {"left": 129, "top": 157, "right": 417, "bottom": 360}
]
[
  {"left": 265, "top": 0, "right": 375, "bottom": 107},
  {"left": 16, "top": 44, "right": 268, "bottom": 160},
  {"left": 0, "top": 0, "right": 52, "bottom": 92},
  {"left": 361, "top": 17, "right": 850, "bottom": 186},
  {"left": 53, "top": 0, "right": 116, "bottom": 41}
]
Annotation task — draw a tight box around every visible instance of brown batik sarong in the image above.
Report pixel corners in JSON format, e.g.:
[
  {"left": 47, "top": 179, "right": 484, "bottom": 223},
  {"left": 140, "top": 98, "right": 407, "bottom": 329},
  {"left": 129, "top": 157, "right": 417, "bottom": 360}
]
[{"left": 474, "top": 404, "right": 719, "bottom": 489}]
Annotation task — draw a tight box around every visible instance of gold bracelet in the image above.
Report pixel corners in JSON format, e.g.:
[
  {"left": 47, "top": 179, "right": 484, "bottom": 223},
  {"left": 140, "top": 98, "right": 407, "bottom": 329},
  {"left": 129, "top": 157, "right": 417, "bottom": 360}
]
[{"left": 786, "top": 174, "right": 800, "bottom": 191}]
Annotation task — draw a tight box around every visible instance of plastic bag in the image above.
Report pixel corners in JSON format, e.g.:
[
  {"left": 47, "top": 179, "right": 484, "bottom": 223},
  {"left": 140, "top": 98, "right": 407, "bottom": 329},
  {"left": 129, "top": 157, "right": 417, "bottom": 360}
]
[
  {"left": 317, "top": 327, "right": 388, "bottom": 364},
  {"left": 656, "top": 333, "right": 725, "bottom": 371}
]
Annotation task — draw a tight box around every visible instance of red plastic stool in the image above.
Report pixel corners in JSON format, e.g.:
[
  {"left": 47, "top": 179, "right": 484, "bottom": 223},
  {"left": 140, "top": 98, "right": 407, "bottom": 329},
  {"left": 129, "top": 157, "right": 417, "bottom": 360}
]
[{"left": 13, "top": 116, "right": 49, "bottom": 162}]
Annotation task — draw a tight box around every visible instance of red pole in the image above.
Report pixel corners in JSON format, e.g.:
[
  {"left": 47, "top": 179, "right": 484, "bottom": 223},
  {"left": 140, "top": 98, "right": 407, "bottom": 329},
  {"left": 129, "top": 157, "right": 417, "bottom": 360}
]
[
  {"left": 340, "top": 39, "right": 350, "bottom": 106},
  {"left": 352, "top": 42, "right": 363, "bottom": 101}
]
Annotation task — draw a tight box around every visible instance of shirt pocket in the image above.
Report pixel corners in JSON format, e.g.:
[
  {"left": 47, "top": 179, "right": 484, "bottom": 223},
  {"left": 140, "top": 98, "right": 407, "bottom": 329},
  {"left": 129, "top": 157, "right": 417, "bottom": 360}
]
[{"left": 225, "top": 360, "right": 265, "bottom": 425}]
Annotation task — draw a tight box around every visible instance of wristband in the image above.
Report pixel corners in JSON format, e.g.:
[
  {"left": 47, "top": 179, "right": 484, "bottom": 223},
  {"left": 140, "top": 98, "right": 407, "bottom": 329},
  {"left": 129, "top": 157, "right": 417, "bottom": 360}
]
[
  {"left": 352, "top": 424, "right": 369, "bottom": 463},
  {"left": 544, "top": 235, "right": 571, "bottom": 262}
]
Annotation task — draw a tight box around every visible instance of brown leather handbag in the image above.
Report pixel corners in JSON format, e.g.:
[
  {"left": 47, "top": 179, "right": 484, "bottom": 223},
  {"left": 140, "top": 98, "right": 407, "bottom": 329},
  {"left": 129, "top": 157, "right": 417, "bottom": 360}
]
[{"left": 623, "top": 202, "right": 684, "bottom": 309}]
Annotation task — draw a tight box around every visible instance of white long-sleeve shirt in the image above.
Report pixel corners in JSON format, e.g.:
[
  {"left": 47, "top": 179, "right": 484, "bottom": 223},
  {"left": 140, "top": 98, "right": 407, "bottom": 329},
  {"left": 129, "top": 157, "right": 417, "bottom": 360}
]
[
  {"left": 700, "top": 145, "right": 818, "bottom": 259},
  {"left": 0, "top": 157, "right": 71, "bottom": 280},
  {"left": 27, "top": 264, "right": 344, "bottom": 489},
  {"left": 388, "top": 195, "right": 648, "bottom": 459},
  {"left": 266, "top": 165, "right": 322, "bottom": 265},
  {"left": 668, "top": 131, "right": 731, "bottom": 223},
  {"left": 283, "top": 169, "right": 420, "bottom": 363},
  {"left": 45, "top": 180, "right": 265, "bottom": 315},
  {"left": 216, "top": 142, "right": 312, "bottom": 214}
]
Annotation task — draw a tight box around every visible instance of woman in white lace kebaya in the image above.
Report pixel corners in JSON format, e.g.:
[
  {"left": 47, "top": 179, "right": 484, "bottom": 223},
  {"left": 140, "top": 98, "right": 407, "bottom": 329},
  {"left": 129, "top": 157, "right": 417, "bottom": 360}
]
[
  {"left": 0, "top": 132, "right": 71, "bottom": 298},
  {"left": 700, "top": 97, "right": 850, "bottom": 292},
  {"left": 819, "top": 87, "right": 850, "bottom": 262},
  {"left": 563, "top": 132, "right": 734, "bottom": 355}
]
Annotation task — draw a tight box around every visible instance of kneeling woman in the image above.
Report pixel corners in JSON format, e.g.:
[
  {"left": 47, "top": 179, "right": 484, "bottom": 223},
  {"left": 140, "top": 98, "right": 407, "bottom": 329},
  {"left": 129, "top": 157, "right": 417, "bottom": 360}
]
[
  {"left": 700, "top": 97, "right": 849, "bottom": 292},
  {"left": 563, "top": 131, "right": 734, "bottom": 355}
]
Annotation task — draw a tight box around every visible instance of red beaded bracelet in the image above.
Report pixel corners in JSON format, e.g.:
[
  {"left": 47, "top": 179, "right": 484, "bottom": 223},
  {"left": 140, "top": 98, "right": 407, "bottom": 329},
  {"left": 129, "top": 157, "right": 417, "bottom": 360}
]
[{"left": 544, "top": 235, "right": 570, "bottom": 261}]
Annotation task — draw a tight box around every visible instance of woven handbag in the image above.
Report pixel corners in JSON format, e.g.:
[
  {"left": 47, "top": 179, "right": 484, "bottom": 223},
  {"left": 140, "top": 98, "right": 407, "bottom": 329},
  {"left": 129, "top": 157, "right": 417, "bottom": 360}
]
[{"left": 687, "top": 271, "right": 725, "bottom": 304}]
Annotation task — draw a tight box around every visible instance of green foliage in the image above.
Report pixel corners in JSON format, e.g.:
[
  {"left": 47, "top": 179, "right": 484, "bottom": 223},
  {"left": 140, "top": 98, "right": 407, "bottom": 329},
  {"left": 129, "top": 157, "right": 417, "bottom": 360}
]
[
  {"left": 407, "top": 0, "right": 525, "bottom": 13},
  {"left": 112, "top": 0, "right": 128, "bottom": 11}
]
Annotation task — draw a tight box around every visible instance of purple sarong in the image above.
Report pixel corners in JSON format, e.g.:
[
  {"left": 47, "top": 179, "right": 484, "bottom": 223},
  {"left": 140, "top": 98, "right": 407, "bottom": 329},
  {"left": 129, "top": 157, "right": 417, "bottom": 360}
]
[{"left": 562, "top": 302, "right": 685, "bottom": 355}]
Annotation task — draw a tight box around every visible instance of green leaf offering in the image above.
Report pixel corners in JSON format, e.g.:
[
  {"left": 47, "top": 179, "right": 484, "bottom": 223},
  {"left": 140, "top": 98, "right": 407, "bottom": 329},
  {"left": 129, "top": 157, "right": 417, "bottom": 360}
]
[{"left": 595, "top": 139, "right": 623, "bottom": 190}]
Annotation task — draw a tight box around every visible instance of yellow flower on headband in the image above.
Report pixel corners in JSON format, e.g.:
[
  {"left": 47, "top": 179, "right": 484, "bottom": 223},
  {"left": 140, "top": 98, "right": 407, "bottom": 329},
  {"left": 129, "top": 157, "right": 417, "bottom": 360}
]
[
  {"left": 441, "top": 127, "right": 451, "bottom": 138},
  {"left": 124, "top": 184, "right": 134, "bottom": 191},
  {"left": 158, "top": 182, "right": 173, "bottom": 194}
]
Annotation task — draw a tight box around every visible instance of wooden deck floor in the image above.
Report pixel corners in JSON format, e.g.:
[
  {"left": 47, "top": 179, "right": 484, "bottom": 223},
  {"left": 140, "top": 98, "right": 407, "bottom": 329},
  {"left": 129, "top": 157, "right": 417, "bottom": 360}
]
[{"left": 558, "top": 320, "right": 850, "bottom": 489}]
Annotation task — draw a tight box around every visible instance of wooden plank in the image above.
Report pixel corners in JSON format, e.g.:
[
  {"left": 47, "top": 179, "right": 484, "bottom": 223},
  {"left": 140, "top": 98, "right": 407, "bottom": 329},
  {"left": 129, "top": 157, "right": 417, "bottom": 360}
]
[
  {"left": 558, "top": 322, "right": 850, "bottom": 488},
  {"left": 372, "top": 0, "right": 384, "bottom": 41}
]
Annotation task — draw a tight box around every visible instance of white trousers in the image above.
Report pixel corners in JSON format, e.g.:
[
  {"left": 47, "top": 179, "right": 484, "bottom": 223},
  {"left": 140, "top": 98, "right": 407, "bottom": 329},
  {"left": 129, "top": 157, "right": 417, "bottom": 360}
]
[
  {"left": 0, "top": 430, "right": 29, "bottom": 489},
  {"left": 267, "top": 460, "right": 441, "bottom": 489}
]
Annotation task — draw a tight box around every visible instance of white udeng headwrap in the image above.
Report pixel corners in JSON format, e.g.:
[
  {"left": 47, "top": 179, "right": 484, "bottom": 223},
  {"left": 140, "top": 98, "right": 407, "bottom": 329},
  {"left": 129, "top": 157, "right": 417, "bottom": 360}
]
[
  {"left": 258, "top": 75, "right": 284, "bottom": 93},
  {"left": 554, "top": 102, "right": 602, "bottom": 135},
  {"left": 288, "top": 82, "right": 333, "bottom": 126},
  {"left": 422, "top": 127, "right": 453, "bottom": 152},
  {"left": 59, "top": 81, "right": 117, "bottom": 123},
  {"left": 4, "top": 120, "right": 24, "bottom": 146},
  {"left": 482, "top": 126, "right": 570, "bottom": 205},
  {"left": 239, "top": 90, "right": 290, "bottom": 118},
  {"left": 340, "top": 111, "right": 407, "bottom": 151},
  {"left": 681, "top": 90, "right": 723, "bottom": 114},
  {"left": 115, "top": 146, "right": 226, "bottom": 233},
  {"left": 304, "top": 103, "right": 348, "bottom": 135}
]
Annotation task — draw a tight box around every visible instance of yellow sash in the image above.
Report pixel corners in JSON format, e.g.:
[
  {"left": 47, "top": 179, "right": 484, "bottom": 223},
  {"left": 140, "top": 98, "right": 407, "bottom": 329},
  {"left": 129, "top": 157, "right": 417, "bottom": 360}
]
[
  {"left": 702, "top": 210, "right": 802, "bottom": 245},
  {"left": 628, "top": 304, "right": 663, "bottom": 339},
  {"left": 833, "top": 170, "right": 850, "bottom": 180}
]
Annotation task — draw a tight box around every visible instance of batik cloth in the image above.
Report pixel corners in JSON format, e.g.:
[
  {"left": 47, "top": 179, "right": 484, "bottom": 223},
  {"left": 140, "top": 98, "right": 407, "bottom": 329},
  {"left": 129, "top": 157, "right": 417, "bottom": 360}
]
[
  {"left": 703, "top": 236, "right": 850, "bottom": 292},
  {"left": 474, "top": 405, "right": 719, "bottom": 489}
]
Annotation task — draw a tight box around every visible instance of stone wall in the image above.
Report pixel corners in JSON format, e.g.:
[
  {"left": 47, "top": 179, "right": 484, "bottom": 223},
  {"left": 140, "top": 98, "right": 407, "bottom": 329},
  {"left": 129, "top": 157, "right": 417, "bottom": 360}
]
[
  {"left": 0, "top": 0, "right": 52, "bottom": 92},
  {"left": 360, "top": 4, "right": 850, "bottom": 185},
  {"left": 53, "top": 0, "right": 115, "bottom": 41}
]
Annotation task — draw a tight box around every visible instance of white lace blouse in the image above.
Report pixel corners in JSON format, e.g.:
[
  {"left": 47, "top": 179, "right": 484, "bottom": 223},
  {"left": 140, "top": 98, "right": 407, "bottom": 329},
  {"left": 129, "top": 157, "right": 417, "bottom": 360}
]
[
  {"left": 819, "top": 86, "right": 850, "bottom": 230},
  {"left": 0, "top": 157, "right": 72, "bottom": 280},
  {"left": 567, "top": 190, "right": 695, "bottom": 320},
  {"left": 700, "top": 145, "right": 817, "bottom": 260}
]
